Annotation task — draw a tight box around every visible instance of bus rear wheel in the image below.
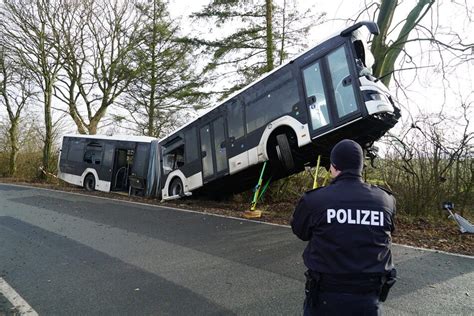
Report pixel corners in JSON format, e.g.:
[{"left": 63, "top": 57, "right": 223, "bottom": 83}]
[
  {"left": 276, "top": 134, "right": 295, "bottom": 171},
  {"left": 84, "top": 174, "right": 96, "bottom": 192},
  {"left": 169, "top": 178, "right": 184, "bottom": 197}
]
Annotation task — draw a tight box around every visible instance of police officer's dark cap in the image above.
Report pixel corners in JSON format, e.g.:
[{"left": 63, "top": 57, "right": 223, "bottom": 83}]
[{"left": 330, "top": 139, "right": 363, "bottom": 173}]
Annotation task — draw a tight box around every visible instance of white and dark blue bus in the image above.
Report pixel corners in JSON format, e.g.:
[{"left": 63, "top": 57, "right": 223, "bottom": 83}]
[
  {"left": 58, "top": 22, "right": 400, "bottom": 200},
  {"left": 58, "top": 135, "right": 162, "bottom": 196}
]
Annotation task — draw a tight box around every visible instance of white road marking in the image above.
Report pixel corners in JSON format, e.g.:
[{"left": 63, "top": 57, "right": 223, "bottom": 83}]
[
  {"left": 1, "top": 182, "right": 473, "bottom": 259},
  {"left": 0, "top": 277, "right": 38, "bottom": 315}
]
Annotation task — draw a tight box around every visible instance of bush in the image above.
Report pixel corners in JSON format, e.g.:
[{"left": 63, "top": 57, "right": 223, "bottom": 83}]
[{"left": 0, "top": 149, "right": 59, "bottom": 181}]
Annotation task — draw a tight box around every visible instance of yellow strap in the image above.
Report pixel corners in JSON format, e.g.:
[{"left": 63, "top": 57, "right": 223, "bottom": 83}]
[{"left": 313, "top": 155, "right": 321, "bottom": 189}]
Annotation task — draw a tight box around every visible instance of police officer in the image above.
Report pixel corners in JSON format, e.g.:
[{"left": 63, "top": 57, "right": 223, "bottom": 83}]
[{"left": 291, "top": 139, "right": 396, "bottom": 316}]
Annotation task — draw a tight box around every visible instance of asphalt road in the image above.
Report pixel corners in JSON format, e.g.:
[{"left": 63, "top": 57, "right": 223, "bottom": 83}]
[{"left": 0, "top": 183, "right": 472, "bottom": 315}]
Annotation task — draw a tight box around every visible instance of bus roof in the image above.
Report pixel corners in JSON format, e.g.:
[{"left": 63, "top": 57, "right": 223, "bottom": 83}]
[{"left": 63, "top": 134, "right": 158, "bottom": 143}]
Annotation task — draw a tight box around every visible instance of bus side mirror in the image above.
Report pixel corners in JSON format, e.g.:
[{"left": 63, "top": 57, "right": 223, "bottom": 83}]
[
  {"left": 201, "top": 151, "right": 207, "bottom": 158},
  {"left": 306, "top": 95, "right": 316, "bottom": 104},
  {"left": 340, "top": 21, "right": 380, "bottom": 37}
]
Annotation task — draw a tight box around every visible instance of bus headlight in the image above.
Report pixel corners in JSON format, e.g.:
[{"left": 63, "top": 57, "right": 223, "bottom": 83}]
[
  {"left": 363, "top": 90, "right": 388, "bottom": 102},
  {"left": 363, "top": 90, "right": 395, "bottom": 115}
]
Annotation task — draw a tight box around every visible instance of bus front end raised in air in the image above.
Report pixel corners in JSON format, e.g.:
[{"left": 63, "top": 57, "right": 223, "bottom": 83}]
[{"left": 346, "top": 22, "right": 400, "bottom": 124}]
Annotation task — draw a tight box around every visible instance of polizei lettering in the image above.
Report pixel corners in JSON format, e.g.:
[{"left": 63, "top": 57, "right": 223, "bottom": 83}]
[{"left": 327, "top": 209, "right": 384, "bottom": 226}]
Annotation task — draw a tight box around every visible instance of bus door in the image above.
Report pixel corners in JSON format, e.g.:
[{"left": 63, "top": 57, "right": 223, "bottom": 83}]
[
  {"left": 200, "top": 116, "right": 228, "bottom": 182},
  {"left": 302, "top": 59, "right": 332, "bottom": 135},
  {"left": 302, "top": 45, "right": 362, "bottom": 137},
  {"left": 325, "top": 45, "right": 361, "bottom": 124},
  {"left": 99, "top": 142, "right": 115, "bottom": 184},
  {"left": 111, "top": 147, "right": 130, "bottom": 190}
]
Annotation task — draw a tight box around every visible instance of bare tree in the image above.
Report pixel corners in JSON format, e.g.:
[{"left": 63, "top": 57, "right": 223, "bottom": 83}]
[
  {"left": 335, "top": 1, "right": 474, "bottom": 216},
  {"left": 2, "top": 0, "right": 62, "bottom": 176},
  {"left": 53, "top": 0, "right": 143, "bottom": 135},
  {"left": 345, "top": 0, "right": 473, "bottom": 88},
  {"left": 0, "top": 45, "right": 36, "bottom": 176},
  {"left": 379, "top": 95, "right": 473, "bottom": 215}
]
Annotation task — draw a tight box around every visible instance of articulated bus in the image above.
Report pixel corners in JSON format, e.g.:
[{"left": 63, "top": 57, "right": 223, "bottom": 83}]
[{"left": 58, "top": 21, "right": 400, "bottom": 200}]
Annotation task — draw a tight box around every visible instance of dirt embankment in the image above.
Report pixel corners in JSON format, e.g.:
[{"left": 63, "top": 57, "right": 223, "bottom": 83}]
[{"left": 1, "top": 179, "right": 473, "bottom": 256}]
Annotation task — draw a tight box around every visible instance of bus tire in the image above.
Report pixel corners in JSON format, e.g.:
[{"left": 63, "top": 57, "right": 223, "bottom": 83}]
[
  {"left": 84, "top": 173, "right": 96, "bottom": 192},
  {"left": 169, "top": 178, "right": 184, "bottom": 197},
  {"left": 276, "top": 134, "right": 295, "bottom": 171}
]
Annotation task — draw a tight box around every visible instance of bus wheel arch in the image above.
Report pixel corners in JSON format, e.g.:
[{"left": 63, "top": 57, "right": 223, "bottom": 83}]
[
  {"left": 266, "top": 126, "right": 297, "bottom": 171},
  {"left": 83, "top": 173, "right": 96, "bottom": 192},
  {"left": 169, "top": 176, "right": 184, "bottom": 197}
]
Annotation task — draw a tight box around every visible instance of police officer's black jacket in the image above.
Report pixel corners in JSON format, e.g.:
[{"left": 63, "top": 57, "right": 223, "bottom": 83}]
[{"left": 291, "top": 170, "right": 396, "bottom": 275}]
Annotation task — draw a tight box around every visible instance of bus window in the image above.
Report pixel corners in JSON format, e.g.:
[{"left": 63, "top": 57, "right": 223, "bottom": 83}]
[
  {"left": 60, "top": 138, "right": 69, "bottom": 162},
  {"left": 227, "top": 99, "right": 244, "bottom": 140},
  {"left": 67, "top": 139, "right": 84, "bottom": 162},
  {"left": 200, "top": 125, "right": 214, "bottom": 178},
  {"left": 102, "top": 143, "right": 115, "bottom": 167},
  {"left": 245, "top": 70, "right": 299, "bottom": 133},
  {"left": 213, "top": 117, "right": 227, "bottom": 173},
  {"left": 84, "top": 142, "right": 103, "bottom": 165},
  {"left": 302, "top": 61, "right": 330, "bottom": 130},
  {"left": 184, "top": 128, "right": 198, "bottom": 162},
  {"left": 163, "top": 145, "right": 184, "bottom": 175},
  {"left": 327, "top": 46, "right": 358, "bottom": 118}
]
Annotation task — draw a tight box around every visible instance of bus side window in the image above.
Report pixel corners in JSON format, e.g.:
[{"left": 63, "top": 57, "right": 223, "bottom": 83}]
[
  {"left": 176, "top": 149, "right": 184, "bottom": 167},
  {"left": 68, "top": 139, "right": 84, "bottom": 162},
  {"left": 102, "top": 144, "right": 115, "bottom": 167},
  {"left": 84, "top": 142, "right": 103, "bottom": 165},
  {"left": 60, "top": 138, "right": 69, "bottom": 162},
  {"left": 184, "top": 128, "right": 198, "bottom": 163},
  {"left": 163, "top": 145, "right": 184, "bottom": 175},
  {"left": 245, "top": 70, "right": 299, "bottom": 133},
  {"left": 227, "top": 100, "right": 245, "bottom": 140}
]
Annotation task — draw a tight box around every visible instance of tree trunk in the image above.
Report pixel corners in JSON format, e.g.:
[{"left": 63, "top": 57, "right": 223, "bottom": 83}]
[
  {"left": 278, "top": 0, "right": 286, "bottom": 65},
  {"left": 68, "top": 80, "right": 87, "bottom": 134},
  {"left": 8, "top": 119, "right": 19, "bottom": 177},
  {"left": 265, "top": 0, "right": 274, "bottom": 72},
  {"left": 88, "top": 118, "right": 99, "bottom": 135},
  {"left": 42, "top": 83, "right": 53, "bottom": 178},
  {"left": 147, "top": 0, "right": 158, "bottom": 137},
  {"left": 372, "top": 0, "right": 433, "bottom": 86},
  {"left": 88, "top": 100, "right": 110, "bottom": 134},
  {"left": 371, "top": 0, "right": 397, "bottom": 78}
]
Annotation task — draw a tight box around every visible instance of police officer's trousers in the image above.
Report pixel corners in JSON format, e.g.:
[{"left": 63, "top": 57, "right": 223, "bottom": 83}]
[{"left": 303, "top": 291, "right": 381, "bottom": 316}]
